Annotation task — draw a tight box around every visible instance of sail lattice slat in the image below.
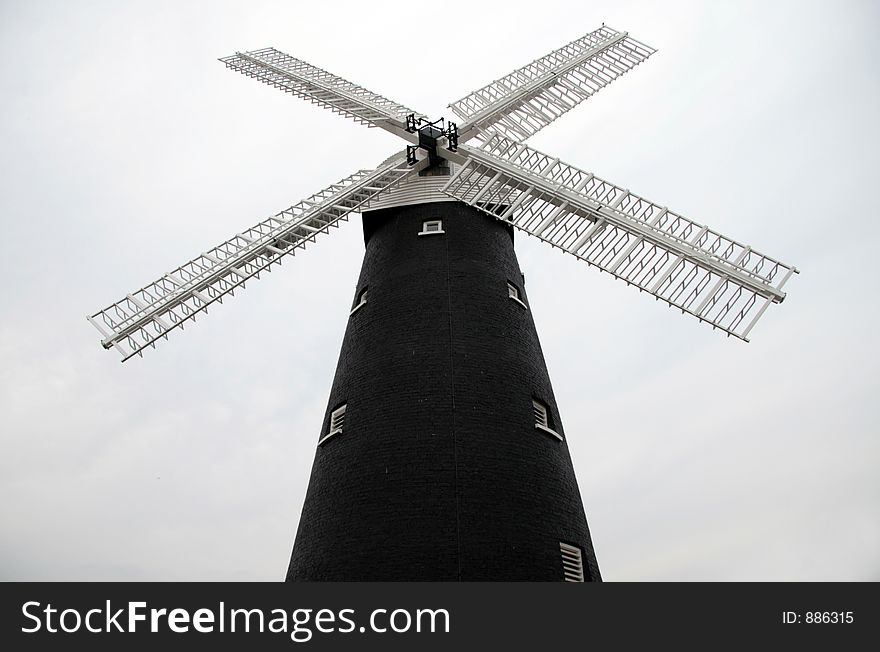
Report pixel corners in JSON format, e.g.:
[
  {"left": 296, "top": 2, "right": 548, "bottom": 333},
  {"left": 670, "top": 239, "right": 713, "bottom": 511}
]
[
  {"left": 450, "top": 26, "right": 655, "bottom": 143},
  {"left": 88, "top": 155, "right": 414, "bottom": 361},
  {"left": 443, "top": 135, "right": 797, "bottom": 340},
  {"left": 221, "top": 48, "right": 425, "bottom": 128}
]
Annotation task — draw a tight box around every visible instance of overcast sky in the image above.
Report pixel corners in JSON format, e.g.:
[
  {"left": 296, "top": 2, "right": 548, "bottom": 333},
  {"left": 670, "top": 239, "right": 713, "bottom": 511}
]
[{"left": 1, "top": 0, "right": 877, "bottom": 581}]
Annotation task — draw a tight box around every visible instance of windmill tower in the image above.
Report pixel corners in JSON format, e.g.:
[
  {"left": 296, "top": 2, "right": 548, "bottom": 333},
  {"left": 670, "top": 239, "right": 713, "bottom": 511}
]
[{"left": 87, "top": 26, "right": 798, "bottom": 581}]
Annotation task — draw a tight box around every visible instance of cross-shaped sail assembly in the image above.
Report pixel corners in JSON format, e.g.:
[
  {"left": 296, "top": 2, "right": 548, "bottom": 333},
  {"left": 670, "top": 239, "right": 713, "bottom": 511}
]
[{"left": 88, "top": 25, "right": 796, "bottom": 359}]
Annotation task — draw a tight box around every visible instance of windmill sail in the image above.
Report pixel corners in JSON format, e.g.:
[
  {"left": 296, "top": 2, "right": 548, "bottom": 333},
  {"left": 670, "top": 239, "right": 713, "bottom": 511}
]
[
  {"left": 221, "top": 48, "right": 426, "bottom": 140},
  {"left": 442, "top": 135, "right": 797, "bottom": 340},
  {"left": 87, "top": 154, "right": 414, "bottom": 361},
  {"left": 91, "top": 25, "right": 796, "bottom": 362},
  {"left": 450, "top": 26, "right": 655, "bottom": 144},
  {"left": 86, "top": 25, "right": 798, "bottom": 582}
]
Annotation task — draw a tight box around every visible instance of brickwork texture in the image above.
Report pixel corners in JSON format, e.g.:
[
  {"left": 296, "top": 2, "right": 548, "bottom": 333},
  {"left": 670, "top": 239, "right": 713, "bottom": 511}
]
[{"left": 286, "top": 202, "right": 601, "bottom": 581}]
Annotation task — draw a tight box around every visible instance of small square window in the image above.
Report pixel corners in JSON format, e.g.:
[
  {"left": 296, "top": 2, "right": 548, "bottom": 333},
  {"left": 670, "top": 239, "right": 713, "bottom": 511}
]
[{"left": 418, "top": 220, "right": 444, "bottom": 236}]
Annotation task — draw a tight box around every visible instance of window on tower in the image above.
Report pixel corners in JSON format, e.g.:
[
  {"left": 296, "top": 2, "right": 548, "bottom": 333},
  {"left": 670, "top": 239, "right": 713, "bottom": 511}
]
[
  {"left": 559, "top": 542, "right": 586, "bottom": 582},
  {"left": 331, "top": 405, "right": 346, "bottom": 432},
  {"left": 418, "top": 220, "right": 444, "bottom": 236},
  {"left": 318, "top": 403, "right": 346, "bottom": 447},
  {"left": 350, "top": 286, "right": 368, "bottom": 315},
  {"left": 533, "top": 398, "right": 562, "bottom": 441},
  {"left": 508, "top": 281, "right": 527, "bottom": 308}
]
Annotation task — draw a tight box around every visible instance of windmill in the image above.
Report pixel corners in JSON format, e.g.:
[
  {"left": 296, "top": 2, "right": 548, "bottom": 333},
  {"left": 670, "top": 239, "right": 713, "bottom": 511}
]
[{"left": 87, "top": 26, "right": 797, "bottom": 581}]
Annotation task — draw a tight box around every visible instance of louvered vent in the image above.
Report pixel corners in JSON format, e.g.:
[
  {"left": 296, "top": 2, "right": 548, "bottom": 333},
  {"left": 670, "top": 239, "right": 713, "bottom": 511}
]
[
  {"left": 319, "top": 404, "right": 347, "bottom": 447},
  {"left": 533, "top": 398, "right": 562, "bottom": 441},
  {"left": 350, "top": 288, "right": 368, "bottom": 315},
  {"left": 533, "top": 399, "right": 549, "bottom": 428},
  {"left": 418, "top": 219, "right": 444, "bottom": 235},
  {"left": 560, "top": 542, "right": 585, "bottom": 582},
  {"left": 509, "top": 281, "right": 527, "bottom": 308},
  {"left": 330, "top": 404, "right": 346, "bottom": 432}
]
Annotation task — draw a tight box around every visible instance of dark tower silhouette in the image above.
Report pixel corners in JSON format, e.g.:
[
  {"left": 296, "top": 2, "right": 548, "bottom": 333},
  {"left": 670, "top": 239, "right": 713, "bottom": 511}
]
[
  {"left": 286, "top": 202, "right": 601, "bottom": 581},
  {"left": 89, "top": 28, "right": 797, "bottom": 584}
]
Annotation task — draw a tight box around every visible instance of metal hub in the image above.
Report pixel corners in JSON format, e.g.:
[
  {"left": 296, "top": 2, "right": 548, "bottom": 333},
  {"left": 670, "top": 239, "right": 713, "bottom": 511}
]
[{"left": 405, "top": 114, "right": 458, "bottom": 167}]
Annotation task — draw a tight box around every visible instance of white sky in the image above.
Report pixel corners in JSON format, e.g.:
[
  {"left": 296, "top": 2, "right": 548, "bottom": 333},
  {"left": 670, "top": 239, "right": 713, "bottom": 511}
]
[{"left": 1, "top": 0, "right": 878, "bottom": 581}]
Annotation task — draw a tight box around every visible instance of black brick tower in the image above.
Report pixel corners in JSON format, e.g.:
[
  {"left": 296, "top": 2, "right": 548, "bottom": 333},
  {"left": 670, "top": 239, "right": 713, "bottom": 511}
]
[{"left": 286, "top": 201, "right": 601, "bottom": 581}]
